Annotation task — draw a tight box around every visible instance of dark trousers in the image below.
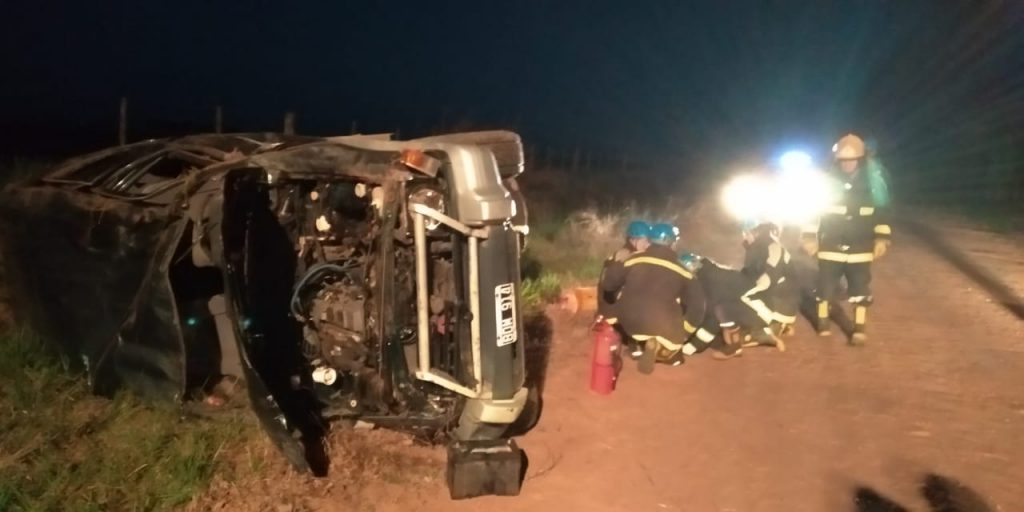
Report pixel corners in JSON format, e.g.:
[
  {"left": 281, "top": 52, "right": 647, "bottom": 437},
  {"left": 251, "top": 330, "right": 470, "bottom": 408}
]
[
  {"left": 767, "top": 280, "right": 800, "bottom": 322},
  {"left": 715, "top": 301, "right": 767, "bottom": 330},
  {"left": 817, "top": 260, "right": 872, "bottom": 302},
  {"left": 688, "top": 318, "right": 742, "bottom": 355},
  {"left": 817, "top": 260, "right": 873, "bottom": 333}
]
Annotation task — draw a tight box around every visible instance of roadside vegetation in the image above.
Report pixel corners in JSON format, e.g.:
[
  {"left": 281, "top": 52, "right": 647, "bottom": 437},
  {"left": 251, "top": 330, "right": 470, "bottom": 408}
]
[
  {"left": 0, "top": 327, "right": 441, "bottom": 511},
  {"left": 517, "top": 166, "right": 695, "bottom": 311},
  {"left": 0, "top": 159, "right": 277, "bottom": 511},
  {"left": 0, "top": 330, "right": 274, "bottom": 512}
]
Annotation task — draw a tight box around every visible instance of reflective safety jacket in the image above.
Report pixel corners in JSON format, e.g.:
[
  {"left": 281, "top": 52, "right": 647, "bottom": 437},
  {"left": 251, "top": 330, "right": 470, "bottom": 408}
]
[
  {"left": 682, "top": 259, "right": 775, "bottom": 353},
  {"left": 601, "top": 244, "right": 707, "bottom": 348},
  {"left": 742, "top": 230, "right": 799, "bottom": 324},
  {"left": 597, "top": 245, "right": 633, "bottom": 319},
  {"left": 698, "top": 260, "right": 764, "bottom": 325},
  {"left": 804, "top": 166, "right": 892, "bottom": 264}
]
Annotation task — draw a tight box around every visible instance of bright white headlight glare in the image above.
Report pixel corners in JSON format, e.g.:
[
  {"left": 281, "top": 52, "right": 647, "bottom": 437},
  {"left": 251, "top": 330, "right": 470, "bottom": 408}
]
[
  {"left": 722, "top": 167, "right": 836, "bottom": 227},
  {"left": 779, "top": 150, "right": 813, "bottom": 172},
  {"left": 408, "top": 187, "right": 445, "bottom": 230},
  {"left": 721, "top": 174, "right": 772, "bottom": 222},
  {"left": 774, "top": 166, "right": 835, "bottom": 225}
]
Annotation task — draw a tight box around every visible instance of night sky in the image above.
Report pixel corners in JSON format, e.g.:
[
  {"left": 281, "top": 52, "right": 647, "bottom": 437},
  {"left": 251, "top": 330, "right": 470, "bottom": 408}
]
[{"left": 3, "top": 0, "right": 1023, "bottom": 176}]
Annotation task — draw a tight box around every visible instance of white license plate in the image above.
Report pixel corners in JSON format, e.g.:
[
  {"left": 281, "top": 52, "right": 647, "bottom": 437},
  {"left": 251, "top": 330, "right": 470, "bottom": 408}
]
[{"left": 494, "top": 283, "right": 518, "bottom": 347}]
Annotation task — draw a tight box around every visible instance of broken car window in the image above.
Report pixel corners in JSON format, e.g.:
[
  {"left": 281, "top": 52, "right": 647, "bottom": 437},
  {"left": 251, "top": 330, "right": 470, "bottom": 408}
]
[
  {"left": 46, "top": 142, "right": 163, "bottom": 185},
  {"left": 101, "top": 153, "right": 197, "bottom": 198}
]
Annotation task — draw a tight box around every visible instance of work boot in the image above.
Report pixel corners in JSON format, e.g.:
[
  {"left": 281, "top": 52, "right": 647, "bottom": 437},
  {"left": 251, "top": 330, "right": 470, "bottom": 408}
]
[
  {"left": 722, "top": 326, "right": 742, "bottom": 347},
  {"left": 625, "top": 339, "right": 643, "bottom": 360},
  {"left": 849, "top": 332, "right": 868, "bottom": 347},
  {"left": 748, "top": 328, "right": 774, "bottom": 347},
  {"left": 816, "top": 301, "right": 832, "bottom": 337},
  {"left": 746, "top": 328, "right": 787, "bottom": 352},
  {"left": 816, "top": 319, "right": 832, "bottom": 337},
  {"left": 637, "top": 339, "right": 658, "bottom": 375},
  {"left": 741, "top": 333, "right": 756, "bottom": 348},
  {"left": 850, "top": 305, "right": 868, "bottom": 346},
  {"left": 664, "top": 351, "right": 685, "bottom": 367},
  {"left": 774, "top": 321, "right": 798, "bottom": 337},
  {"left": 712, "top": 346, "right": 743, "bottom": 360}
]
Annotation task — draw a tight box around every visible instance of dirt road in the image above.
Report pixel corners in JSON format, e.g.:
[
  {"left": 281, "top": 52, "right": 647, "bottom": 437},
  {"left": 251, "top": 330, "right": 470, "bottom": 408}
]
[
  {"left": 214, "top": 216, "right": 1024, "bottom": 512},
  {"left": 397, "top": 220, "right": 1024, "bottom": 512}
]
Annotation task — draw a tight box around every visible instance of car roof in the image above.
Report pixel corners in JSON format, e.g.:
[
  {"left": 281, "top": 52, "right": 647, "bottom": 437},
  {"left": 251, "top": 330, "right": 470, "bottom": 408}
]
[{"left": 42, "top": 133, "right": 323, "bottom": 186}]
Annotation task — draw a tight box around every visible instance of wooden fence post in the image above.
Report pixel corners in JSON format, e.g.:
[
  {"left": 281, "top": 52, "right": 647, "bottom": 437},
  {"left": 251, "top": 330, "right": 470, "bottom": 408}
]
[
  {"left": 283, "top": 111, "right": 296, "bottom": 135},
  {"left": 215, "top": 105, "right": 223, "bottom": 134},
  {"left": 118, "top": 97, "right": 128, "bottom": 146}
]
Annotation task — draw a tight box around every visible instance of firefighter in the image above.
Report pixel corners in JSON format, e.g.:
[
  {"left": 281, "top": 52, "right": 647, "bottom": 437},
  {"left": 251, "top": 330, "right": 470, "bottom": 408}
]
[
  {"left": 802, "top": 133, "right": 892, "bottom": 345},
  {"left": 600, "top": 222, "right": 706, "bottom": 374},
  {"left": 741, "top": 219, "right": 800, "bottom": 337},
  {"left": 596, "top": 220, "right": 651, "bottom": 358},
  {"left": 678, "top": 253, "right": 783, "bottom": 359}
]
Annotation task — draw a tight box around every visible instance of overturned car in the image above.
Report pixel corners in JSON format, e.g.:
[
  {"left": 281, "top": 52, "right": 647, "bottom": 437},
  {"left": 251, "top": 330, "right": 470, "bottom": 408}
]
[{"left": 0, "top": 131, "right": 535, "bottom": 498}]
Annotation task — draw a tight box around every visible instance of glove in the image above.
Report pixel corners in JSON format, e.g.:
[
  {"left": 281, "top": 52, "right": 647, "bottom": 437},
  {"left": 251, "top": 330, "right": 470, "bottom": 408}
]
[
  {"left": 801, "top": 238, "right": 819, "bottom": 256},
  {"left": 723, "top": 327, "right": 742, "bottom": 346},
  {"left": 873, "top": 239, "right": 890, "bottom": 259}
]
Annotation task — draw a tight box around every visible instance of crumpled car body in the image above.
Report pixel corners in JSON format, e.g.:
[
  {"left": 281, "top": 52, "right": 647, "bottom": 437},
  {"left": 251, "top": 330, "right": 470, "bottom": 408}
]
[{"left": 0, "top": 131, "right": 532, "bottom": 478}]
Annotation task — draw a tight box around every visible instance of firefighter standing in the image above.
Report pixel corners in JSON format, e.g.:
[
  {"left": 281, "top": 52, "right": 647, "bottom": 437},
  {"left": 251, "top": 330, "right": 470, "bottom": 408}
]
[
  {"left": 601, "top": 223, "right": 706, "bottom": 374},
  {"left": 802, "top": 134, "right": 892, "bottom": 345}
]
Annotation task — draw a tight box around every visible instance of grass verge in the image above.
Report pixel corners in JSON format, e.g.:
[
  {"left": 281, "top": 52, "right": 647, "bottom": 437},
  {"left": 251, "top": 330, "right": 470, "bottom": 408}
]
[
  {"left": 520, "top": 205, "right": 685, "bottom": 311},
  {"left": 521, "top": 273, "right": 563, "bottom": 311},
  {"left": 0, "top": 329, "right": 270, "bottom": 512}
]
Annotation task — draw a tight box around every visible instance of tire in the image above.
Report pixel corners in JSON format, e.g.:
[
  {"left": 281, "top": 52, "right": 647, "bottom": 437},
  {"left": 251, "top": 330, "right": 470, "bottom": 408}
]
[{"left": 505, "top": 386, "right": 542, "bottom": 437}]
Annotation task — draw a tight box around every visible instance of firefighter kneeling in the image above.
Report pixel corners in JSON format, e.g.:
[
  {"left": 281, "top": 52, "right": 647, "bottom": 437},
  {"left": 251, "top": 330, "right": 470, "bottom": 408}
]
[
  {"left": 802, "top": 133, "right": 892, "bottom": 346},
  {"left": 600, "top": 223, "right": 707, "bottom": 374},
  {"left": 596, "top": 220, "right": 652, "bottom": 359},
  {"left": 677, "top": 253, "right": 786, "bottom": 359},
  {"left": 740, "top": 219, "right": 800, "bottom": 338}
]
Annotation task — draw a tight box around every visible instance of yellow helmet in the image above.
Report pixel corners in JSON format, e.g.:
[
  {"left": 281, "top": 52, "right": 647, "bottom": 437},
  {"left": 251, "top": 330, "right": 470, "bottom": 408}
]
[{"left": 832, "top": 133, "right": 866, "bottom": 160}]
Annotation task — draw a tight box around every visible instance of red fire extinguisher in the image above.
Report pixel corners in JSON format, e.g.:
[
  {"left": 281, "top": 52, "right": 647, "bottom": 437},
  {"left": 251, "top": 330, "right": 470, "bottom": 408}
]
[{"left": 590, "top": 319, "right": 622, "bottom": 394}]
